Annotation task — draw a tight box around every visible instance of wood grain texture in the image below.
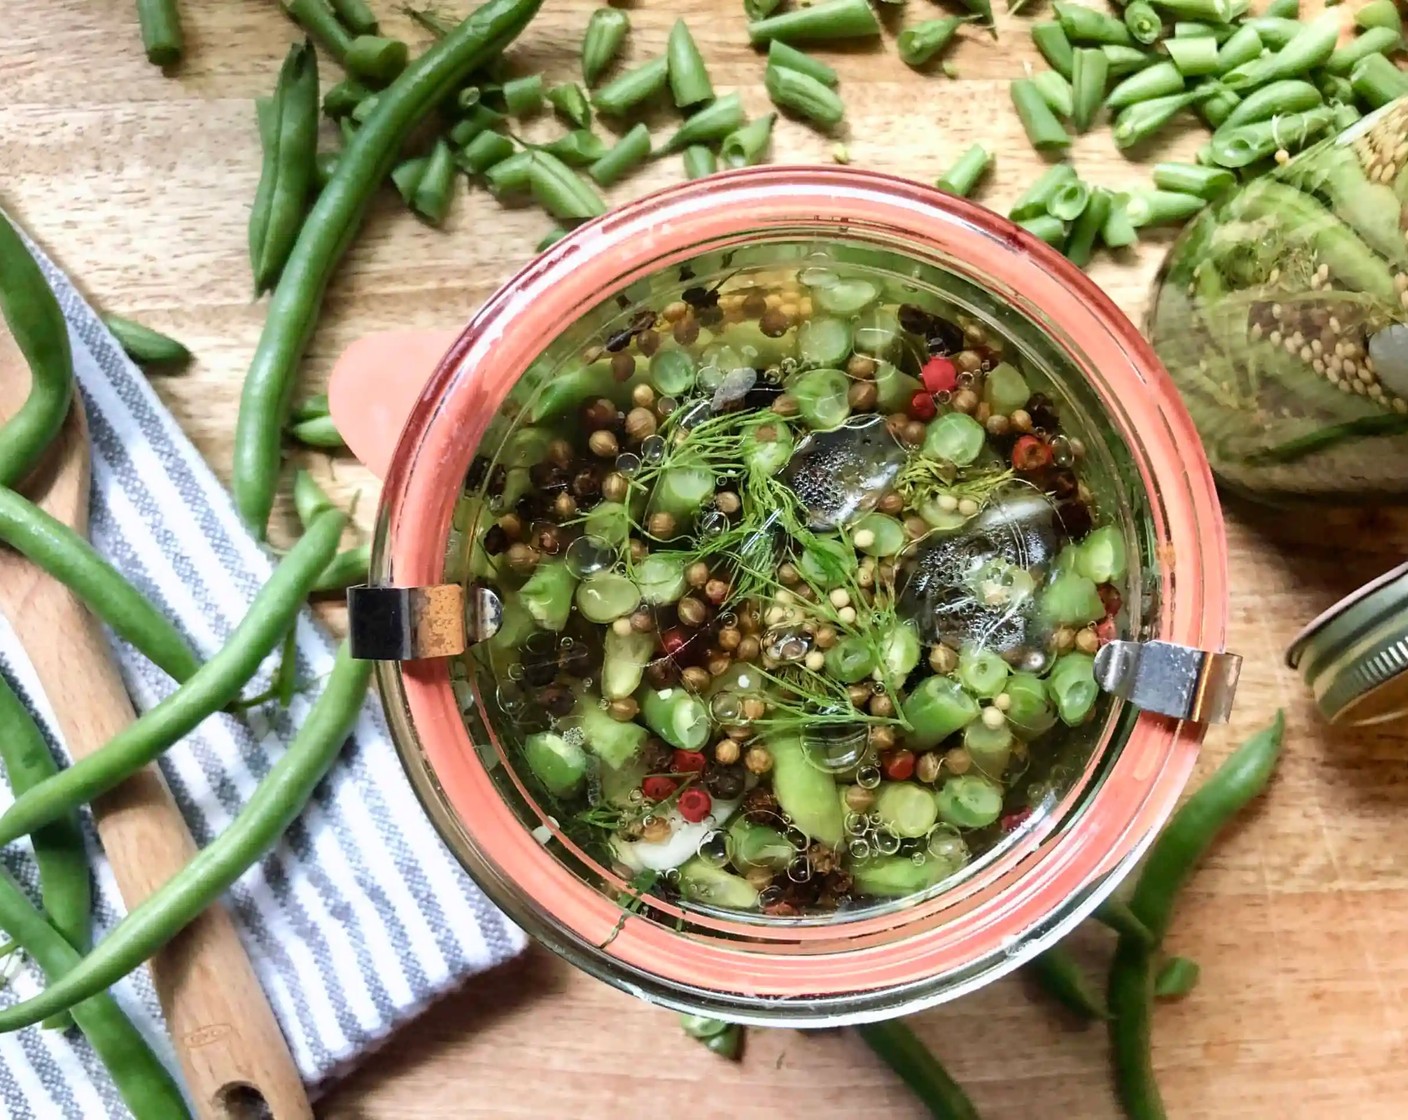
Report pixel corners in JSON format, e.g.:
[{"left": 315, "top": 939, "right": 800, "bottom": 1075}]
[{"left": 3, "top": 1, "right": 1407, "bottom": 1117}]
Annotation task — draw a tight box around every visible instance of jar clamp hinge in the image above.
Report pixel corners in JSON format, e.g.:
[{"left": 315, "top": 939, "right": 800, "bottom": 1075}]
[
  {"left": 1093, "top": 640, "right": 1241, "bottom": 724},
  {"left": 347, "top": 584, "right": 502, "bottom": 661}
]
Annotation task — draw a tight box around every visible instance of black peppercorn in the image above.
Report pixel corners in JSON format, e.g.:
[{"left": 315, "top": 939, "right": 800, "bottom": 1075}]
[
  {"left": 1048, "top": 467, "right": 1078, "bottom": 501},
  {"left": 604, "top": 328, "right": 635, "bottom": 353},
  {"left": 558, "top": 642, "right": 592, "bottom": 678},
  {"left": 897, "top": 304, "right": 933, "bottom": 335},
  {"left": 481, "top": 525, "right": 509, "bottom": 555},
  {"left": 925, "top": 317, "right": 966, "bottom": 357},
  {"left": 539, "top": 684, "right": 575, "bottom": 718},
  {"left": 571, "top": 467, "right": 602, "bottom": 502},
  {"left": 1056, "top": 500, "right": 1093, "bottom": 539},
  {"left": 466, "top": 455, "right": 491, "bottom": 488},
  {"left": 521, "top": 656, "right": 557, "bottom": 688},
  {"left": 1027, "top": 393, "right": 1060, "bottom": 433},
  {"left": 703, "top": 762, "right": 746, "bottom": 800},
  {"left": 681, "top": 285, "right": 719, "bottom": 310}
]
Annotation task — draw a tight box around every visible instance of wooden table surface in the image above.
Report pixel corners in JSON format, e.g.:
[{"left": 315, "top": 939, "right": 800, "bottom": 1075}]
[{"left": 5, "top": 0, "right": 1408, "bottom": 1116}]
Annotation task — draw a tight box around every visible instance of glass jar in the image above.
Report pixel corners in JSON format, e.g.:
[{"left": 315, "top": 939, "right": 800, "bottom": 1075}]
[
  {"left": 1147, "top": 97, "right": 1408, "bottom": 504},
  {"left": 333, "top": 167, "right": 1233, "bottom": 1025}
]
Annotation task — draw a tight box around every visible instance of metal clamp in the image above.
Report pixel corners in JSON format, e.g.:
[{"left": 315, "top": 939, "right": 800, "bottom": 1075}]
[
  {"left": 1093, "top": 640, "right": 1242, "bottom": 724},
  {"left": 348, "top": 583, "right": 502, "bottom": 661}
]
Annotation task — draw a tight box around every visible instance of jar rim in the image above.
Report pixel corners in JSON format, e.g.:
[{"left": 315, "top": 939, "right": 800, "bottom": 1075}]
[{"left": 371, "top": 167, "right": 1229, "bottom": 1022}]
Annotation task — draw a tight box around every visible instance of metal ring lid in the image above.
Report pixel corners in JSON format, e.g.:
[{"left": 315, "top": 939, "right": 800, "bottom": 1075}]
[{"left": 1286, "top": 557, "right": 1408, "bottom": 726}]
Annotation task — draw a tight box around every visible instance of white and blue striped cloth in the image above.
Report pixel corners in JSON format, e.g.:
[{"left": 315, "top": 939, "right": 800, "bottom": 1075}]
[{"left": 0, "top": 227, "right": 526, "bottom": 1117}]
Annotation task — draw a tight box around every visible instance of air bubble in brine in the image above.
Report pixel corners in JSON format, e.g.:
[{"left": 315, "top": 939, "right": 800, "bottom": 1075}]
[
  {"left": 848, "top": 839, "right": 872, "bottom": 860},
  {"left": 1050, "top": 435, "right": 1075, "bottom": 467},
  {"left": 802, "top": 717, "right": 869, "bottom": 773},
  {"left": 785, "top": 826, "right": 809, "bottom": 851},
  {"left": 759, "top": 885, "right": 783, "bottom": 906},
  {"left": 875, "top": 831, "right": 901, "bottom": 856},
  {"left": 615, "top": 452, "right": 641, "bottom": 476},
  {"left": 565, "top": 534, "right": 616, "bottom": 577},
  {"left": 697, "top": 830, "right": 731, "bottom": 868},
  {"left": 787, "top": 858, "right": 813, "bottom": 883},
  {"left": 697, "top": 510, "right": 729, "bottom": 538},
  {"left": 857, "top": 765, "right": 882, "bottom": 789},
  {"left": 709, "top": 692, "right": 742, "bottom": 722},
  {"left": 641, "top": 434, "right": 667, "bottom": 463}
]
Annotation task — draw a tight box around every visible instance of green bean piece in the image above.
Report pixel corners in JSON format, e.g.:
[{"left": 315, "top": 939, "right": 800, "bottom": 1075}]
[
  {"left": 857, "top": 1021, "right": 980, "bottom": 1119},
  {"left": 1055, "top": 1, "right": 1133, "bottom": 46},
  {"left": 1032, "top": 70, "right": 1075, "bottom": 118},
  {"left": 956, "top": 0, "right": 995, "bottom": 35},
  {"left": 0, "top": 507, "right": 344, "bottom": 855},
  {"left": 1151, "top": 0, "right": 1236, "bottom": 18},
  {"left": 1027, "top": 947, "right": 1110, "bottom": 1020},
  {"left": 1150, "top": 160, "right": 1234, "bottom": 198},
  {"left": 582, "top": 7, "right": 630, "bottom": 86},
  {"left": 1356, "top": 0, "right": 1402, "bottom": 35},
  {"left": 137, "top": 0, "right": 184, "bottom": 66},
  {"left": 412, "top": 139, "right": 457, "bottom": 226},
  {"left": 683, "top": 144, "right": 718, "bottom": 179},
  {"left": 1071, "top": 47, "right": 1109, "bottom": 131},
  {"left": 746, "top": 0, "right": 882, "bottom": 45},
  {"left": 767, "top": 40, "right": 839, "bottom": 86},
  {"left": 1215, "top": 24, "right": 1262, "bottom": 73},
  {"left": 312, "top": 543, "right": 372, "bottom": 593},
  {"left": 1102, "top": 43, "right": 1158, "bottom": 75},
  {"left": 1011, "top": 78, "right": 1072, "bottom": 151},
  {"left": 234, "top": 0, "right": 542, "bottom": 537},
  {"left": 503, "top": 73, "right": 544, "bottom": 115},
  {"left": 1222, "top": 10, "right": 1341, "bottom": 91},
  {"left": 898, "top": 17, "right": 969, "bottom": 68},
  {"left": 330, "top": 0, "right": 377, "bottom": 34},
  {"left": 1009, "top": 161, "right": 1078, "bottom": 220},
  {"left": 1242, "top": 15, "right": 1301, "bottom": 51},
  {"left": 667, "top": 19, "right": 714, "bottom": 109},
  {"left": 1018, "top": 214, "right": 1068, "bottom": 246},
  {"left": 1319, "top": 70, "right": 1356, "bottom": 103},
  {"left": 350, "top": 92, "right": 381, "bottom": 124},
  {"left": 288, "top": 414, "right": 346, "bottom": 448},
  {"left": 1330, "top": 99, "right": 1362, "bottom": 130},
  {"left": 661, "top": 91, "right": 746, "bottom": 152},
  {"left": 284, "top": 0, "right": 352, "bottom": 60},
  {"left": 1165, "top": 34, "right": 1220, "bottom": 76},
  {"left": 589, "top": 122, "right": 652, "bottom": 185},
  {"left": 322, "top": 76, "right": 371, "bottom": 118},
  {"left": 537, "top": 130, "right": 609, "bottom": 167},
  {"left": 0, "top": 488, "right": 201, "bottom": 682},
  {"left": 1130, "top": 710, "right": 1285, "bottom": 944},
  {"left": 529, "top": 152, "right": 608, "bottom": 221},
  {"left": 720, "top": 113, "right": 777, "bottom": 168},
  {"left": 766, "top": 63, "right": 845, "bottom": 128},
  {"left": 292, "top": 468, "right": 335, "bottom": 528},
  {"left": 449, "top": 103, "right": 507, "bottom": 145},
  {"left": 901, "top": 675, "right": 979, "bottom": 748},
  {"left": 1033, "top": 21, "right": 1076, "bottom": 78},
  {"left": 249, "top": 42, "right": 319, "bottom": 296},
  {"left": 390, "top": 155, "right": 429, "bottom": 203},
  {"left": 935, "top": 144, "right": 992, "bottom": 197},
  {"left": 547, "top": 82, "right": 593, "bottom": 128},
  {"left": 1351, "top": 51, "right": 1408, "bottom": 107},
  {"left": 1110, "top": 87, "right": 1211, "bottom": 149},
  {"left": 1064, "top": 186, "right": 1111, "bottom": 267},
  {"left": 1264, "top": 0, "right": 1298, "bottom": 16},
  {"left": 345, "top": 35, "right": 410, "bottom": 83},
  {"left": 484, "top": 149, "right": 535, "bottom": 196},
  {"left": 458, "top": 130, "right": 515, "bottom": 174},
  {"left": 1047, "top": 651, "right": 1098, "bottom": 724},
  {"left": 745, "top": 0, "right": 783, "bottom": 17},
  {"left": 593, "top": 55, "right": 669, "bottom": 115},
  {"left": 0, "top": 677, "right": 91, "bottom": 967},
  {"left": 455, "top": 84, "right": 483, "bottom": 114},
  {"left": 1216, "top": 78, "right": 1320, "bottom": 131},
  {"left": 1108, "top": 939, "right": 1162, "bottom": 1119},
  {"left": 403, "top": 4, "right": 455, "bottom": 37},
  {"left": 1195, "top": 82, "right": 1239, "bottom": 127},
  {"left": 0, "top": 865, "right": 190, "bottom": 1115},
  {"left": 1209, "top": 105, "right": 1335, "bottom": 166},
  {"left": 0, "top": 215, "right": 74, "bottom": 491},
  {"left": 0, "top": 643, "right": 371, "bottom": 1035},
  {"left": 102, "top": 314, "right": 192, "bottom": 369},
  {"left": 1094, "top": 895, "right": 1155, "bottom": 946},
  {"left": 1123, "top": 1, "right": 1162, "bottom": 46},
  {"left": 1046, "top": 176, "right": 1091, "bottom": 221},
  {"left": 1154, "top": 956, "right": 1200, "bottom": 998},
  {"left": 1106, "top": 59, "right": 1184, "bottom": 109},
  {"left": 338, "top": 116, "right": 358, "bottom": 145}
]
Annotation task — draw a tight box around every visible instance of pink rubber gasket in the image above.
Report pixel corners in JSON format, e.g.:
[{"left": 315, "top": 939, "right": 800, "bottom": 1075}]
[{"left": 376, "top": 167, "right": 1228, "bottom": 1000}]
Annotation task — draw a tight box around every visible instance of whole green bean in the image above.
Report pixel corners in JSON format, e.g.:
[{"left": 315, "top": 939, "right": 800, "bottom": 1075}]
[
  {"left": 1071, "top": 47, "right": 1110, "bottom": 131},
  {"left": 899, "top": 18, "right": 969, "bottom": 68},
  {"left": 593, "top": 55, "right": 669, "bottom": 115},
  {"left": 935, "top": 144, "right": 992, "bottom": 197},
  {"left": 1327, "top": 26, "right": 1401, "bottom": 77},
  {"left": 582, "top": 8, "right": 630, "bottom": 85},
  {"left": 1222, "top": 10, "right": 1341, "bottom": 91},
  {"left": 330, "top": 0, "right": 378, "bottom": 34},
  {"left": 1094, "top": 895, "right": 1156, "bottom": 945},
  {"left": 233, "top": 0, "right": 542, "bottom": 537},
  {"left": 1123, "top": 1, "right": 1162, "bottom": 46},
  {"left": 529, "top": 152, "right": 608, "bottom": 221},
  {"left": 0, "top": 865, "right": 190, "bottom": 1115},
  {"left": 667, "top": 19, "right": 714, "bottom": 108},
  {"left": 747, "top": 0, "right": 882, "bottom": 45},
  {"left": 315, "top": 150, "right": 339, "bottom": 190},
  {"left": 283, "top": 0, "right": 352, "bottom": 61},
  {"left": 0, "top": 487, "right": 202, "bottom": 682},
  {"left": 767, "top": 41, "right": 838, "bottom": 86},
  {"left": 1108, "top": 938, "right": 1162, "bottom": 1119},
  {"left": 0, "top": 677, "right": 91, "bottom": 961},
  {"left": 856, "top": 1020, "right": 979, "bottom": 1120},
  {"left": 1064, "top": 186, "right": 1111, "bottom": 266},
  {"left": 1351, "top": 51, "right": 1408, "bottom": 107},
  {"left": 137, "top": 0, "right": 183, "bottom": 66},
  {"left": 1055, "top": 1, "right": 1134, "bottom": 46},
  {"left": 503, "top": 73, "right": 544, "bottom": 114},
  {"left": 766, "top": 63, "right": 845, "bottom": 128},
  {"left": 0, "top": 509, "right": 345, "bottom": 851},
  {"left": 1111, "top": 86, "right": 1211, "bottom": 148},
  {"left": 1106, "top": 59, "right": 1184, "bottom": 109},
  {"left": 1215, "top": 23, "right": 1262, "bottom": 73},
  {"left": 250, "top": 41, "right": 319, "bottom": 296},
  {"left": 683, "top": 145, "right": 718, "bottom": 178},
  {"left": 1026, "top": 946, "right": 1109, "bottom": 1019},
  {"left": 1216, "top": 78, "right": 1321, "bottom": 131},
  {"left": 720, "top": 114, "right": 777, "bottom": 168},
  {"left": 1011, "top": 78, "right": 1072, "bottom": 150},
  {"left": 292, "top": 467, "right": 335, "bottom": 527},
  {"left": 1210, "top": 105, "right": 1334, "bottom": 166},
  {"left": 0, "top": 211, "right": 74, "bottom": 490},
  {"left": 661, "top": 91, "right": 746, "bottom": 152},
  {"left": 1033, "top": 69, "right": 1075, "bottom": 117},
  {"left": 1033, "top": 20, "right": 1076, "bottom": 78},
  {"left": 0, "top": 643, "right": 371, "bottom": 1032},
  {"left": 102, "top": 314, "right": 192, "bottom": 369},
  {"left": 312, "top": 543, "right": 372, "bottom": 592},
  {"left": 589, "top": 121, "right": 653, "bottom": 184},
  {"left": 1355, "top": 0, "right": 1402, "bottom": 35}
]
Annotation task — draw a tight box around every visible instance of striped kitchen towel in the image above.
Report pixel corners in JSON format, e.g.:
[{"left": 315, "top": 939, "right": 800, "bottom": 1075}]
[{"left": 0, "top": 224, "right": 526, "bottom": 1117}]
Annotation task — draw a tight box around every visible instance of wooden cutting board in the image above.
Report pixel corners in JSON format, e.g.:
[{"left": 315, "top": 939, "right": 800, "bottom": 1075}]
[{"left": 3, "top": 0, "right": 1406, "bottom": 1116}]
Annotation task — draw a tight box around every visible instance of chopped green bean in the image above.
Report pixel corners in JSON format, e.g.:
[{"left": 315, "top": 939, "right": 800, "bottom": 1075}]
[
  {"left": 1242, "top": 15, "right": 1302, "bottom": 50},
  {"left": 1124, "top": 187, "right": 1207, "bottom": 226},
  {"left": 1010, "top": 162, "right": 1078, "bottom": 220},
  {"left": 1018, "top": 214, "right": 1068, "bottom": 246},
  {"left": 537, "top": 130, "right": 609, "bottom": 167},
  {"left": 661, "top": 92, "right": 746, "bottom": 151},
  {"left": 898, "top": 17, "right": 969, "bottom": 68},
  {"left": 1033, "top": 70, "right": 1075, "bottom": 118},
  {"left": 449, "top": 103, "right": 506, "bottom": 145},
  {"left": 503, "top": 73, "right": 544, "bottom": 114},
  {"left": 1154, "top": 955, "right": 1201, "bottom": 998},
  {"left": 349, "top": 93, "right": 380, "bottom": 123},
  {"left": 1151, "top": 160, "right": 1234, "bottom": 198},
  {"left": 1165, "top": 34, "right": 1220, "bottom": 76},
  {"left": 1355, "top": 0, "right": 1402, "bottom": 35},
  {"left": 667, "top": 19, "right": 715, "bottom": 108},
  {"left": 721, "top": 113, "right": 777, "bottom": 167},
  {"left": 746, "top": 0, "right": 882, "bottom": 45},
  {"left": 1071, "top": 47, "right": 1110, "bottom": 131},
  {"left": 1064, "top": 186, "right": 1111, "bottom": 267},
  {"left": 1100, "top": 193, "right": 1139, "bottom": 248},
  {"left": 1264, "top": 0, "right": 1298, "bottom": 17},
  {"left": 1330, "top": 99, "right": 1362, "bottom": 130},
  {"left": 1217, "top": 78, "right": 1321, "bottom": 131},
  {"left": 1329, "top": 26, "right": 1403, "bottom": 76},
  {"left": 589, "top": 121, "right": 652, "bottom": 185},
  {"left": 1221, "top": 10, "right": 1341, "bottom": 91},
  {"left": 484, "top": 149, "right": 535, "bottom": 197},
  {"left": 1209, "top": 105, "right": 1335, "bottom": 166},
  {"left": 1055, "top": 1, "right": 1134, "bottom": 46},
  {"left": 1046, "top": 176, "right": 1091, "bottom": 221},
  {"left": 547, "top": 82, "right": 592, "bottom": 128},
  {"left": 330, "top": 0, "right": 378, "bottom": 34},
  {"left": 935, "top": 144, "right": 992, "bottom": 197},
  {"left": 345, "top": 36, "right": 410, "bottom": 84},
  {"left": 1351, "top": 52, "right": 1408, "bottom": 107},
  {"left": 582, "top": 7, "right": 630, "bottom": 86},
  {"left": 766, "top": 61, "right": 846, "bottom": 127},
  {"left": 745, "top": 0, "right": 783, "bottom": 17},
  {"left": 767, "top": 41, "right": 839, "bottom": 86},
  {"left": 956, "top": 0, "right": 995, "bottom": 35},
  {"left": 593, "top": 56, "right": 669, "bottom": 115},
  {"left": 322, "top": 76, "right": 372, "bottom": 118},
  {"left": 1195, "top": 81, "right": 1240, "bottom": 126},
  {"left": 528, "top": 152, "right": 608, "bottom": 222},
  {"left": 1033, "top": 21, "right": 1076, "bottom": 78},
  {"left": 1047, "top": 651, "right": 1098, "bottom": 724},
  {"left": 1111, "top": 86, "right": 1211, "bottom": 148},
  {"left": 1151, "top": 0, "right": 1236, "bottom": 19},
  {"left": 1106, "top": 59, "right": 1184, "bottom": 109},
  {"left": 102, "top": 315, "right": 191, "bottom": 369},
  {"left": 284, "top": 0, "right": 351, "bottom": 61},
  {"left": 411, "top": 140, "right": 456, "bottom": 226},
  {"left": 1102, "top": 43, "right": 1158, "bottom": 75},
  {"left": 1215, "top": 23, "right": 1263, "bottom": 73},
  {"left": 683, "top": 145, "right": 717, "bottom": 178},
  {"left": 390, "top": 155, "right": 428, "bottom": 203},
  {"left": 1011, "top": 78, "right": 1073, "bottom": 151},
  {"left": 1123, "top": 1, "right": 1163, "bottom": 46}
]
